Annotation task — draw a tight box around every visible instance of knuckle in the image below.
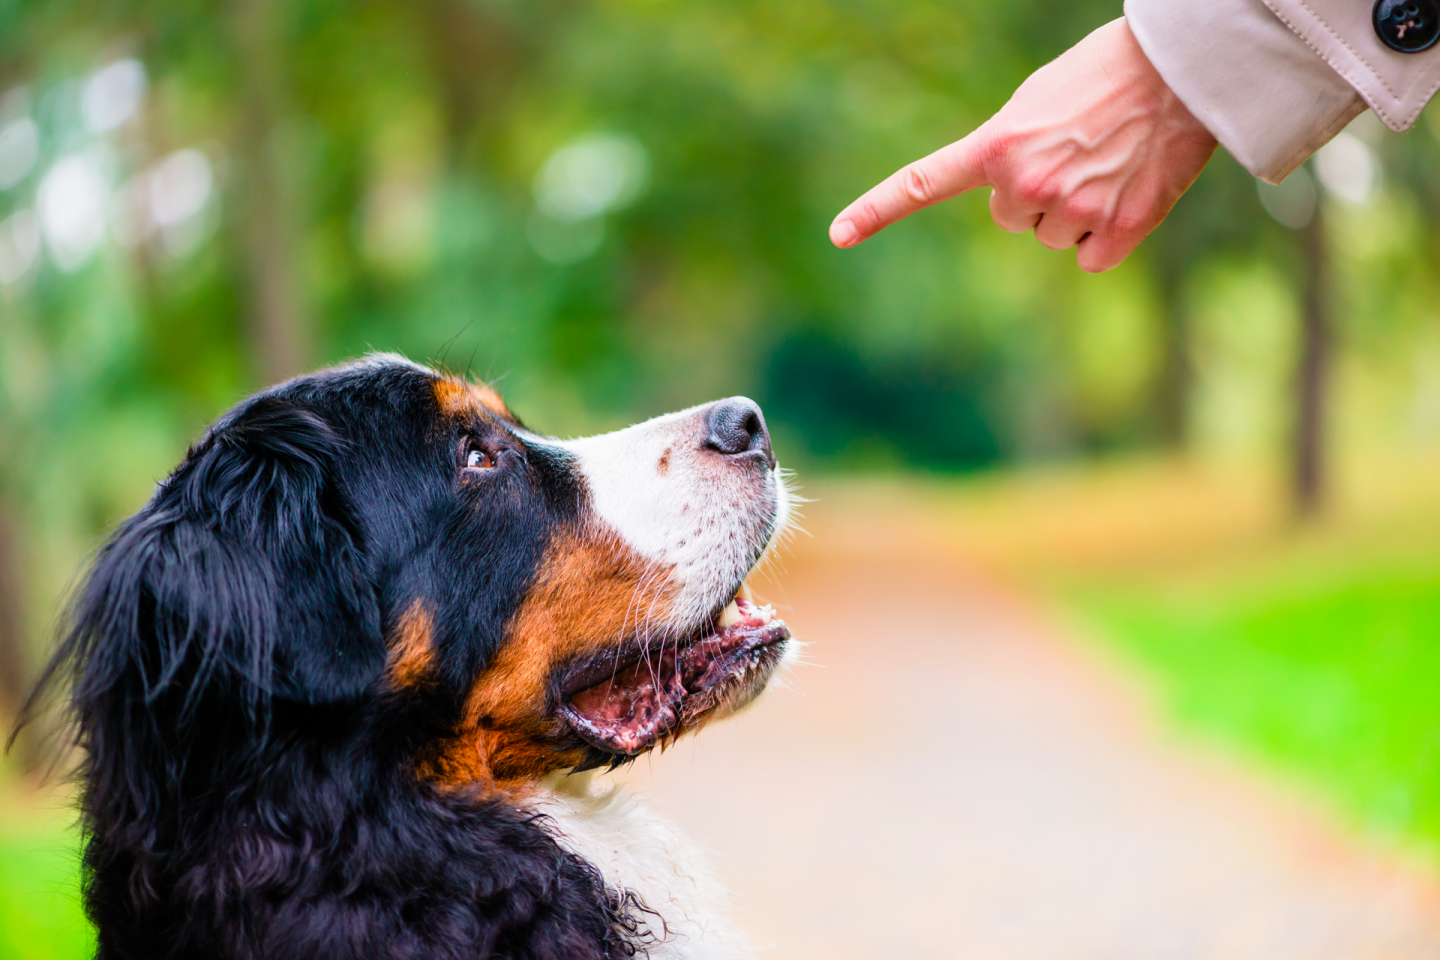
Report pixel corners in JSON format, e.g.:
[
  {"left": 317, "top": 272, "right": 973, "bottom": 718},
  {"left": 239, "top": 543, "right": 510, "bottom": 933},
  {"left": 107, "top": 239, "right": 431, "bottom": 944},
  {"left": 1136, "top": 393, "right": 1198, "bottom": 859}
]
[
  {"left": 1109, "top": 211, "right": 1149, "bottom": 239},
  {"left": 979, "top": 129, "right": 1017, "bottom": 168},
  {"left": 901, "top": 164, "right": 935, "bottom": 205},
  {"left": 1012, "top": 173, "right": 1057, "bottom": 209},
  {"left": 1058, "top": 195, "right": 1101, "bottom": 225}
]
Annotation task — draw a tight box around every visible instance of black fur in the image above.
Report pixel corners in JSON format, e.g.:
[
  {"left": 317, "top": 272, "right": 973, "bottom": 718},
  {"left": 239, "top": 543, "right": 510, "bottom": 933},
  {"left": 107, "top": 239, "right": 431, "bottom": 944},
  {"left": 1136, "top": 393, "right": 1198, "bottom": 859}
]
[{"left": 18, "top": 359, "right": 648, "bottom": 960}]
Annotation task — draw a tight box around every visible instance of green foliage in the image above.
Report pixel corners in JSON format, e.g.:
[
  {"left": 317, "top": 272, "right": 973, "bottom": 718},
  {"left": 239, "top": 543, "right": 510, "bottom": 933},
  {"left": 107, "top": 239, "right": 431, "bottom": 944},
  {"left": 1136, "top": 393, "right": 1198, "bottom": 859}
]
[
  {"left": 0, "top": 0, "right": 1182, "bottom": 493},
  {"left": 0, "top": 0, "right": 1254, "bottom": 661}
]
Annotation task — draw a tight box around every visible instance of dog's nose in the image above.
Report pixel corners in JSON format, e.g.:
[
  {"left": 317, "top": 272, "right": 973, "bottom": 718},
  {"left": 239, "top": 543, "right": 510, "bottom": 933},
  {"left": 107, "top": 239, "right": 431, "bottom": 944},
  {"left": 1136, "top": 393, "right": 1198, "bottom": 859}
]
[{"left": 704, "top": 397, "right": 775, "bottom": 468}]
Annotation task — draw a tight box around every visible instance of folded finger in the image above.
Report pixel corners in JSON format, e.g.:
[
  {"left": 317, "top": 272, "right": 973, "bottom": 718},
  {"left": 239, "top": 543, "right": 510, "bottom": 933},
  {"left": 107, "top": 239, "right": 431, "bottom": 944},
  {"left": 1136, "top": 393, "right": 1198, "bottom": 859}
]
[
  {"left": 1076, "top": 230, "right": 1143, "bottom": 273},
  {"left": 988, "top": 187, "right": 1042, "bottom": 234},
  {"left": 830, "top": 131, "right": 991, "bottom": 248},
  {"left": 1033, "top": 212, "right": 1091, "bottom": 251}
]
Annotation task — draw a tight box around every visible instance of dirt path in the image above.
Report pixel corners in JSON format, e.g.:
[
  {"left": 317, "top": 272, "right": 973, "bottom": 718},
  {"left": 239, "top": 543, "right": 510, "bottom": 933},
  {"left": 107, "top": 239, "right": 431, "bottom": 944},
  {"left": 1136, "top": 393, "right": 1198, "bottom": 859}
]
[{"left": 610, "top": 495, "right": 1440, "bottom": 960}]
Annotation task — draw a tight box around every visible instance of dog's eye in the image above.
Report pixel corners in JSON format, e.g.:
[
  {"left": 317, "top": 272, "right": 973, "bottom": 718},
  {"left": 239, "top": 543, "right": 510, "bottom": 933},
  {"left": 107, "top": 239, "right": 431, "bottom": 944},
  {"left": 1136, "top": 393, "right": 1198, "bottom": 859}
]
[{"left": 464, "top": 447, "right": 495, "bottom": 470}]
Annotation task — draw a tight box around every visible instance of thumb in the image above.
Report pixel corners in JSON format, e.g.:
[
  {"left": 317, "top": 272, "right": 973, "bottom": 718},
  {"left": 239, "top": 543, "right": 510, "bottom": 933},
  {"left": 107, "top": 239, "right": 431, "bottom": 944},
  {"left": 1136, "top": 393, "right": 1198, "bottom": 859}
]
[{"left": 830, "top": 129, "right": 991, "bottom": 248}]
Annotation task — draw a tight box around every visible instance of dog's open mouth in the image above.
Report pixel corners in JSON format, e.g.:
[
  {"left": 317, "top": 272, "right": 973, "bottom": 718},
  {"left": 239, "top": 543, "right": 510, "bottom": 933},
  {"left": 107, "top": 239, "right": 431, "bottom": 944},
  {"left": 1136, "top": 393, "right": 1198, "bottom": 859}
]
[{"left": 559, "top": 591, "right": 790, "bottom": 756}]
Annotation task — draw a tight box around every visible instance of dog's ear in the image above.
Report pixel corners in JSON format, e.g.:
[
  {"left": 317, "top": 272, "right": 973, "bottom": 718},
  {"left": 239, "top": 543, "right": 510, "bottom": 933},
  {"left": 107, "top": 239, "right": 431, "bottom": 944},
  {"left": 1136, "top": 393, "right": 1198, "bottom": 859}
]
[{"left": 56, "top": 396, "right": 384, "bottom": 725}]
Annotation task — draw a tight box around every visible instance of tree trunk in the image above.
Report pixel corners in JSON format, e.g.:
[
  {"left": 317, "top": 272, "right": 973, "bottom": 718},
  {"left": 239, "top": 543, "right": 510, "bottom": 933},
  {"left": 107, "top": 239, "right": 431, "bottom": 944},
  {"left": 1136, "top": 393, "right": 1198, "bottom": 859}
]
[
  {"left": 0, "top": 500, "right": 31, "bottom": 764},
  {"left": 1294, "top": 203, "right": 1330, "bottom": 516},
  {"left": 425, "top": 0, "right": 524, "bottom": 172},
  {"left": 234, "top": 0, "right": 309, "bottom": 385},
  {"left": 429, "top": 0, "right": 485, "bottom": 170},
  {"left": 1156, "top": 269, "right": 1191, "bottom": 449}
]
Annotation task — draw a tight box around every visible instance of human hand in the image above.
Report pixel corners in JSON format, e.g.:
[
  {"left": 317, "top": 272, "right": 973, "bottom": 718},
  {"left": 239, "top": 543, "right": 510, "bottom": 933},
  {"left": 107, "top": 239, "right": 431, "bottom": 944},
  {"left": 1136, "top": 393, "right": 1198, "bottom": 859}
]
[{"left": 829, "top": 18, "right": 1218, "bottom": 273}]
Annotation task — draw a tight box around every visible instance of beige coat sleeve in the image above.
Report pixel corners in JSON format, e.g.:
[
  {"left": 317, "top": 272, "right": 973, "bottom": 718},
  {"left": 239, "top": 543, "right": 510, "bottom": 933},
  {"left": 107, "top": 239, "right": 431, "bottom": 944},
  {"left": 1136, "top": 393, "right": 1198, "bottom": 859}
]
[{"left": 1125, "top": 0, "right": 1440, "bottom": 182}]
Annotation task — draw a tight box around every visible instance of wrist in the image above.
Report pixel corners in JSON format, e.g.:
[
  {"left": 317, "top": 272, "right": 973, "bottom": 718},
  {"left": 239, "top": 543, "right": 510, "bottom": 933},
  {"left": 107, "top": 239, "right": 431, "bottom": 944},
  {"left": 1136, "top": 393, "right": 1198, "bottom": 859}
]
[
  {"left": 1125, "top": 0, "right": 1362, "bottom": 181},
  {"left": 1114, "top": 18, "right": 1217, "bottom": 145}
]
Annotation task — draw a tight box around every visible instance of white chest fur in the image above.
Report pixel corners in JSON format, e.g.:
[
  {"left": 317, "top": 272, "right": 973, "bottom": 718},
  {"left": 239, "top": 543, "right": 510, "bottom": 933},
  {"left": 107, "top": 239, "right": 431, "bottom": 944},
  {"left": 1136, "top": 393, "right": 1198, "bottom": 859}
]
[{"left": 524, "top": 772, "right": 756, "bottom": 959}]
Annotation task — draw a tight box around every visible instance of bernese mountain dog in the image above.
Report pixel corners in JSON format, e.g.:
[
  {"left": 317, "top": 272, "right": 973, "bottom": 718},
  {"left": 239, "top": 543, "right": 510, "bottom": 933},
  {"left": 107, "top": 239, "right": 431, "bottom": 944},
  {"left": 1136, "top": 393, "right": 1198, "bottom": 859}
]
[{"left": 26, "top": 354, "right": 795, "bottom": 960}]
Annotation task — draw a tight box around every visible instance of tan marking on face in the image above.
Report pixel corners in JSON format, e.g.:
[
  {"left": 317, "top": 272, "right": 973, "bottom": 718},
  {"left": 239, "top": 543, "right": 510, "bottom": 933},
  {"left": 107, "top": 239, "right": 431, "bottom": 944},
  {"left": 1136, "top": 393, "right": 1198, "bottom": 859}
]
[
  {"left": 657, "top": 447, "right": 672, "bottom": 476},
  {"left": 433, "top": 378, "right": 515, "bottom": 423},
  {"left": 419, "top": 525, "right": 679, "bottom": 789},
  {"left": 387, "top": 600, "right": 435, "bottom": 689}
]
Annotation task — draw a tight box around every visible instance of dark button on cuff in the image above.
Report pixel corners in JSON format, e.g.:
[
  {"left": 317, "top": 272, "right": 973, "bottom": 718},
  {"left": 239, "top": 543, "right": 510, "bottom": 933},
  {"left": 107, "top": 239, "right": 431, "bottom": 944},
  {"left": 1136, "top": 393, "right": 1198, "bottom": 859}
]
[{"left": 1375, "top": 0, "right": 1440, "bottom": 52}]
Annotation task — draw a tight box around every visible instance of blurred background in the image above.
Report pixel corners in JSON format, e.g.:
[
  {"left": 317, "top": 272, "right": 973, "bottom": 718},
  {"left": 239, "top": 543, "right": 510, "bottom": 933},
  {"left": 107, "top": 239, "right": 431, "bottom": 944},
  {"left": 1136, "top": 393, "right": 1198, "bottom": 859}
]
[{"left": 2, "top": 0, "right": 1440, "bottom": 956}]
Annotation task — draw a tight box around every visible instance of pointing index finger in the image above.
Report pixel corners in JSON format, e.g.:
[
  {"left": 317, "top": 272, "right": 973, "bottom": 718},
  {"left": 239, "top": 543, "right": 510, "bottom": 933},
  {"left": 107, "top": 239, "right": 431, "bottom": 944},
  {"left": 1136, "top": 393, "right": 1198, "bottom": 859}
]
[{"left": 830, "top": 131, "right": 991, "bottom": 248}]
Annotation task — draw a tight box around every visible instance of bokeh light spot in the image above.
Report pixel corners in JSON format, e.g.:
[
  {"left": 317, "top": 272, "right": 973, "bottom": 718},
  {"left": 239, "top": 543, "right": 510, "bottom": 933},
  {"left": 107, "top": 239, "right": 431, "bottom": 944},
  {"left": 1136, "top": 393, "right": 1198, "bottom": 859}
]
[
  {"left": 1257, "top": 166, "right": 1317, "bottom": 230},
  {"left": 0, "top": 208, "right": 40, "bottom": 285},
  {"left": 0, "top": 118, "right": 39, "bottom": 190},
  {"left": 37, "top": 151, "right": 111, "bottom": 271},
  {"left": 81, "top": 60, "right": 147, "bottom": 134},
  {"left": 1314, "top": 132, "right": 1380, "bottom": 206},
  {"left": 534, "top": 133, "right": 648, "bottom": 222}
]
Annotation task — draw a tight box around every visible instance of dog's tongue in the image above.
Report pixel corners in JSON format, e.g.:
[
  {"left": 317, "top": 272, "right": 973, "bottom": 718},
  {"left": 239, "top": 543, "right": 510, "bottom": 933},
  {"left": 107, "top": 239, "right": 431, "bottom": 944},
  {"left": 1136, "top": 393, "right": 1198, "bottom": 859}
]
[
  {"left": 566, "top": 649, "right": 685, "bottom": 755},
  {"left": 564, "top": 599, "right": 782, "bottom": 755}
]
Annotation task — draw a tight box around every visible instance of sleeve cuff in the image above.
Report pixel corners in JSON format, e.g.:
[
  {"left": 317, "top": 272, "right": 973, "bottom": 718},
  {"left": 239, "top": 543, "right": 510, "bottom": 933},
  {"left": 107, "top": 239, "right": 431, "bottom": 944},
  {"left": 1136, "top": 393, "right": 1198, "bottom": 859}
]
[
  {"left": 1258, "top": 0, "right": 1440, "bottom": 133},
  {"left": 1124, "top": 0, "right": 1365, "bottom": 182}
]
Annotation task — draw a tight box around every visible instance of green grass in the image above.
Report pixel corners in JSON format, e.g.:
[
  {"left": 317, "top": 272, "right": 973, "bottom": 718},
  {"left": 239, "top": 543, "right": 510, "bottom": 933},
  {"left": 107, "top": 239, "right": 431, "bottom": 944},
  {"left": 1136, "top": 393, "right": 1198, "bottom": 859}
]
[
  {"left": 1069, "top": 554, "right": 1440, "bottom": 860},
  {"left": 0, "top": 798, "right": 92, "bottom": 960}
]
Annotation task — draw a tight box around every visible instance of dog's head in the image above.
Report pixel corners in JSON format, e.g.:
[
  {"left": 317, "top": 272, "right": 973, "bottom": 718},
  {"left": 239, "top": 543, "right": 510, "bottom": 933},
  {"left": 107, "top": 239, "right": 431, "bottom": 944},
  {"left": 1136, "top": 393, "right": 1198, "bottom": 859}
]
[{"left": 51, "top": 354, "right": 793, "bottom": 795}]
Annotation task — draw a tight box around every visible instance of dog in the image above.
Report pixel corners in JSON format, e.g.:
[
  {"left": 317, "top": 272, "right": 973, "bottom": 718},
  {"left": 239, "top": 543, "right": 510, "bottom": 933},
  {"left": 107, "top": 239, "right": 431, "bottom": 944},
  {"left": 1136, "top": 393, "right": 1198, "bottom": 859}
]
[{"left": 28, "top": 354, "right": 795, "bottom": 959}]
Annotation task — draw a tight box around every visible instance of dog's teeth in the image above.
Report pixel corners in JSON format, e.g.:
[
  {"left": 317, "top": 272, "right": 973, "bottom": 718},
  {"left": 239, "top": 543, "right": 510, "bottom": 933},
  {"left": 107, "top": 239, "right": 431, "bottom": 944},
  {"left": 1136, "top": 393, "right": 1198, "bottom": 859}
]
[{"left": 719, "top": 595, "right": 777, "bottom": 630}]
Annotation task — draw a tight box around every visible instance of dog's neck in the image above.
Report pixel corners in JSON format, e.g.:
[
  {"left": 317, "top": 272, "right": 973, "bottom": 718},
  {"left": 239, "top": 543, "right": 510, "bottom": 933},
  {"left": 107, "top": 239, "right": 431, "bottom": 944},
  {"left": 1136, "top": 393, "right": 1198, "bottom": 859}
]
[
  {"left": 539, "top": 767, "right": 598, "bottom": 797},
  {"left": 523, "top": 771, "right": 754, "bottom": 959}
]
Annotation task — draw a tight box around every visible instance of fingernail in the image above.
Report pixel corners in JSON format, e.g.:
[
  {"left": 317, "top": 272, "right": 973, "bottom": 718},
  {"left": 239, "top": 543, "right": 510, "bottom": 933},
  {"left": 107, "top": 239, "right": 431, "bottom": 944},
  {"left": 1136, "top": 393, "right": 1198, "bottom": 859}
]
[{"left": 830, "top": 219, "right": 859, "bottom": 248}]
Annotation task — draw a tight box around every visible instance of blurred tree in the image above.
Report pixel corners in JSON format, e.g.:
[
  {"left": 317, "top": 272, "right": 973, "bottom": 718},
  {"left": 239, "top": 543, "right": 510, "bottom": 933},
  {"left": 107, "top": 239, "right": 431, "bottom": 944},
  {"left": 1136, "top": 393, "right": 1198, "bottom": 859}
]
[
  {"left": 1295, "top": 204, "right": 1330, "bottom": 514},
  {"left": 0, "top": 504, "right": 26, "bottom": 735},
  {"left": 0, "top": 0, "right": 1435, "bottom": 692},
  {"left": 234, "top": 0, "right": 310, "bottom": 382},
  {"left": 1144, "top": 153, "right": 1279, "bottom": 450}
]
